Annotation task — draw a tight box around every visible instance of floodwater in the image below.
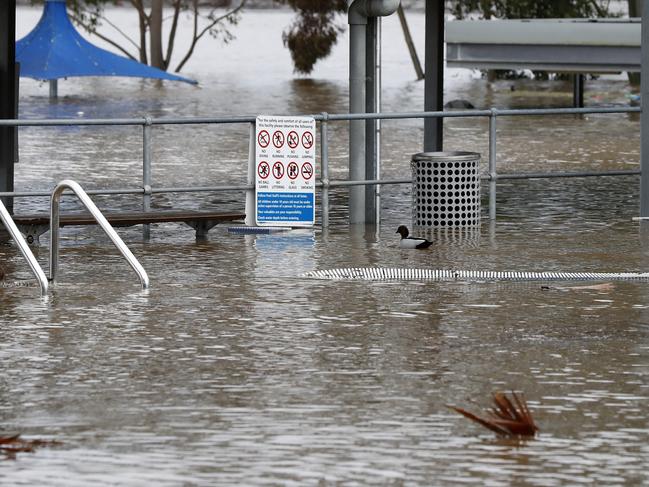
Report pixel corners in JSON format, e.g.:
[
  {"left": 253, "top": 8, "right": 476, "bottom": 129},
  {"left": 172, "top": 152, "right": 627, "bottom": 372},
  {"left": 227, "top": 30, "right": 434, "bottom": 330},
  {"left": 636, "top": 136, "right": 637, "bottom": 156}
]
[{"left": 1, "top": 6, "right": 648, "bottom": 486}]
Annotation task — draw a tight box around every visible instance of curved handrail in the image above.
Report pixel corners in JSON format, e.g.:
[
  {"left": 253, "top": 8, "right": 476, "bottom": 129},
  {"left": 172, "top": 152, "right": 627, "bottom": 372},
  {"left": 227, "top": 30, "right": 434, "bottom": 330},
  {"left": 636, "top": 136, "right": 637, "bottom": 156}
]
[
  {"left": 49, "top": 180, "right": 149, "bottom": 289},
  {"left": 0, "top": 200, "right": 49, "bottom": 296}
]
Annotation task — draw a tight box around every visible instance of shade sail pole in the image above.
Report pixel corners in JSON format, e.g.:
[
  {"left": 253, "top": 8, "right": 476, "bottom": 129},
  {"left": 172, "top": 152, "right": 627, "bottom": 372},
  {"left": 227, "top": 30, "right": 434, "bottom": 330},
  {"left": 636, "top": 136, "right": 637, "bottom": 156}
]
[{"left": 49, "top": 79, "right": 58, "bottom": 99}]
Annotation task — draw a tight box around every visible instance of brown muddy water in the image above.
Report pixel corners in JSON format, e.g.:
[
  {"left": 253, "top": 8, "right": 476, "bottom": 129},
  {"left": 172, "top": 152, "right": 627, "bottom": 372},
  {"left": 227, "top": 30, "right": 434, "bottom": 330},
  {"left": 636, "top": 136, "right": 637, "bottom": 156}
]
[{"left": 1, "top": 7, "right": 648, "bottom": 486}]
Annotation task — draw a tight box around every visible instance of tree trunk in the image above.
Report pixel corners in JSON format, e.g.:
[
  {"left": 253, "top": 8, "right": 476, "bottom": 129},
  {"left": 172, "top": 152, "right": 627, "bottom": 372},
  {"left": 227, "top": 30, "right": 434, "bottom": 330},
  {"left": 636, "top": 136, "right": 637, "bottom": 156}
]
[{"left": 149, "top": 0, "right": 164, "bottom": 69}]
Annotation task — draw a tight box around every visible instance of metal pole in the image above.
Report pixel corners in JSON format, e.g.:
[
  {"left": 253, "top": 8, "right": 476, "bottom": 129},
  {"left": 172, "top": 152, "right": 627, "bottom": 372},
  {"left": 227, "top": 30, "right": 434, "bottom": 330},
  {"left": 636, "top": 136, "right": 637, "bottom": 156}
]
[
  {"left": 245, "top": 122, "right": 257, "bottom": 226},
  {"left": 349, "top": 17, "right": 367, "bottom": 224},
  {"left": 365, "top": 16, "right": 378, "bottom": 224},
  {"left": 0, "top": 0, "right": 16, "bottom": 213},
  {"left": 320, "top": 113, "right": 330, "bottom": 229},
  {"left": 424, "top": 0, "right": 444, "bottom": 152},
  {"left": 142, "top": 118, "right": 152, "bottom": 239},
  {"left": 573, "top": 74, "right": 584, "bottom": 108},
  {"left": 49, "top": 79, "right": 58, "bottom": 100},
  {"left": 375, "top": 16, "right": 382, "bottom": 225},
  {"left": 489, "top": 109, "right": 497, "bottom": 220},
  {"left": 641, "top": 0, "right": 649, "bottom": 217},
  {"left": 50, "top": 180, "right": 149, "bottom": 289}
]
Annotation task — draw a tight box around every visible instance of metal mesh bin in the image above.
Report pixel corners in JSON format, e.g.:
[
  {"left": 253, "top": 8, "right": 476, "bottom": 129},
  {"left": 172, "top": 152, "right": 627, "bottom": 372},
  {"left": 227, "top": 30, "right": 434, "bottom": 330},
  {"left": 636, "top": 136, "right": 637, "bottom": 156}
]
[{"left": 411, "top": 151, "right": 481, "bottom": 227}]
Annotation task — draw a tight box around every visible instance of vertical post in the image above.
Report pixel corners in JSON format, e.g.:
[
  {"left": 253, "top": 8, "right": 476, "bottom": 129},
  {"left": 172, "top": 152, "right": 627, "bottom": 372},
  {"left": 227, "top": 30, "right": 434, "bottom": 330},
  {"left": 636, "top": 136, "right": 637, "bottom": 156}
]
[
  {"left": 489, "top": 110, "right": 497, "bottom": 220},
  {"left": 0, "top": 0, "right": 16, "bottom": 213},
  {"left": 375, "top": 17, "right": 382, "bottom": 225},
  {"left": 424, "top": 0, "right": 444, "bottom": 152},
  {"left": 49, "top": 79, "right": 58, "bottom": 100},
  {"left": 349, "top": 16, "right": 367, "bottom": 224},
  {"left": 573, "top": 74, "right": 584, "bottom": 108},
  {"left": 365, "top": 16, "right": 378, "bottom": 224},
  {"left": 320, "top": 113, "right": 330, "bottom": 229},
  {"left": 14, "top": 63, "right": 19, "bottom": 164},
  {"left": 641, "top": 0, "right": 649, "bottom": 217},
  {"left": 142, "top": 118, "right": 152, "bottom": 239},
  {"left": 245, "top": 122, "right": 257, "bottom": 226}
]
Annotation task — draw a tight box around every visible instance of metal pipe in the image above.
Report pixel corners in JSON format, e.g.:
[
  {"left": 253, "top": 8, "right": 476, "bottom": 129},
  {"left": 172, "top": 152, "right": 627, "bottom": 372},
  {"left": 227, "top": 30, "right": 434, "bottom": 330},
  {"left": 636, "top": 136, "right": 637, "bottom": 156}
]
[
  {"left": 573, "top": 74, "right": 584, "bottom": 108},
  {"left": 0, "top": 198, "right": 48, "bottom": 296},
  {"left": 0, "top": 106, "right": 638, "bottom": 128},
  {"left": 348, "top": 0, "right": 400, "bottom": 225},
  {"left": 320, "top": 113, "right": 330, "bottom": 228},
  {"left": 0, "top": 168, "right": 640, "bottom": 200},
  {"left": 0, "top": 0, "right": 17, "bottom": 214},
  {"left": 375, "top": 17, "right": 382, "bottom": 225},
  {"left": 424, "top": 0, "right": 444, "bottom": 152},
  {"left": 245, "top": 122, "right": 256, "bottom": 226},
  {"left": 49, "top": 179, "right": 149, "bottom": 289},
  {"left": 142, "top": 118, "right": 152, "bottom": 239},
  {"left": 494, "top": 170, "right": 641, "bottom": 180},
  {"left": 349, "top": 12, "right": 367, "bottom": 224},
  {"left": 49, "top": 79, "right": 58, "bottom": 100},
  {"left": 489, "top": 109, "right": 497, "bottom": 220},
  {"left": 641, "top": 0, "right": 649, "bottom": 217}
]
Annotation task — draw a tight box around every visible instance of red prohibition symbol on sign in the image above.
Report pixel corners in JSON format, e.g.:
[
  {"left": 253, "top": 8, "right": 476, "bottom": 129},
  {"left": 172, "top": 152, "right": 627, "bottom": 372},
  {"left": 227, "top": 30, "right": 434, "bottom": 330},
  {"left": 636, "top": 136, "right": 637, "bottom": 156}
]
[
  {"left": 258, "top": 130, "right": 270, "bottom": 148},
  {"left": 272, "top": 130, "right": 285, "bottom": 149},
  {"left": 272, "top": 161, "right": 284, "bottom": 179},
  {"left": 301, "top": 132, "right": 314, "bottom": 149},
  {"left": 287, "top": 131, "right": 299, "bottom": 149},
  {"left": 301, "top": 162, "right": 314, "bottom": 180},
  {"left": 287, "top": 161, "right": 299, "bottom": 180},
  {"left": 258, "top": 161, "right": 270, "bottom": 179}
]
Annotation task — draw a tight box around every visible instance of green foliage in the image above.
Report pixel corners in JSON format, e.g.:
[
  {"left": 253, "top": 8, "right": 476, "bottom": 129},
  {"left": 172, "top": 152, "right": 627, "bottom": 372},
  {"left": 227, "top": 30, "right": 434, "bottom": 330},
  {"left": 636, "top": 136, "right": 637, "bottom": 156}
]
[
  {"left": 450, "top": 0, "right": 612, "bottom": 20},
  {"left": 275, "top": 0, "right": 347, "bottom": 75}
]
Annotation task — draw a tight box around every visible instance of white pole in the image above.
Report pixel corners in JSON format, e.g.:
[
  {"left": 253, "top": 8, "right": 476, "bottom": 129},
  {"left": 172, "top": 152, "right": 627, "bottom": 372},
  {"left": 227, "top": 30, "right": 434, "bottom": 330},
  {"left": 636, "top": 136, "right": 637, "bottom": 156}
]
[{"left": 245, "top": 122, "right": 257, "bottom": 226}]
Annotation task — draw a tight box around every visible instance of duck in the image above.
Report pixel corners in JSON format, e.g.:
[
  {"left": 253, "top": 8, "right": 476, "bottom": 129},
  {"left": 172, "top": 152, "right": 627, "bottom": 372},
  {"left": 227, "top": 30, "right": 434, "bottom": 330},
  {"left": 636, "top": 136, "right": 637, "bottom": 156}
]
[{"left": 396, "top": 225, "right": 433, "bottom": 249}]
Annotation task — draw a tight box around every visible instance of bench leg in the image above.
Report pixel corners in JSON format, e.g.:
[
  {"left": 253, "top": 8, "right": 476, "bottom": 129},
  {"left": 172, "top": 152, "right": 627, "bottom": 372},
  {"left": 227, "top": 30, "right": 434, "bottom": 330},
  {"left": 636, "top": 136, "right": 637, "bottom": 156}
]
[
  {"left": 15, "top": 224, "right": 49, "bottom": 245},
  {"left": 184, "top": 220, "right": 219, "bottom": 239}
]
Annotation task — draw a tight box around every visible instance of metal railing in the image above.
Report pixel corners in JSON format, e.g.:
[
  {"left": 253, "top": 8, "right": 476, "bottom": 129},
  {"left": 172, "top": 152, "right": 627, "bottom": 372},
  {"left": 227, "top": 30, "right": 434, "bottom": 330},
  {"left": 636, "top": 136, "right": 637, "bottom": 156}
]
[
  {"left": 50, "top": 180, "right": 149, "bottom": 290},
  {"left": 0, "top": 105, "right": 641, "bottom": 229},
  {"left": 0, "top": 199, "right": 49, "bottom": 296}
]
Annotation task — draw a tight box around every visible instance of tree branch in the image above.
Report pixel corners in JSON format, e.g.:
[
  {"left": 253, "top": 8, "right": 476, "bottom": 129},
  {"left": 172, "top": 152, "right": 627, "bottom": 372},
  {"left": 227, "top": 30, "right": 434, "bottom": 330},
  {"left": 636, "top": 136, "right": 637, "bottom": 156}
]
[
  {"left": 588, "top": 0, "right": 607, "bottom": 17},
  {"left": 69, "top": 13, "right": 138, "bottom": 60},
  {"left": 164, "top": 0, "right": 183, "bottom": 70}
]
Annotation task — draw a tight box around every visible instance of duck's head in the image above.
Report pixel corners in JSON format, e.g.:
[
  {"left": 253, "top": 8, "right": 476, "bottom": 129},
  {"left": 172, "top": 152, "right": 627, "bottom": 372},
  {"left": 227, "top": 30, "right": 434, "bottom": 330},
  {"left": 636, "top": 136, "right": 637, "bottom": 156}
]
[{"left": 396, "top": 225, "right": 409, "bottom": 238}]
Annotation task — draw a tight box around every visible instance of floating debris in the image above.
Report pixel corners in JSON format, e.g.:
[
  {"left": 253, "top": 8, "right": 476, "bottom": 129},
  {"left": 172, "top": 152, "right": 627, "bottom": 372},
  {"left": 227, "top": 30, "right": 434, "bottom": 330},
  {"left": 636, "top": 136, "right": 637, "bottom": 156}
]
[
  {"left": 0, "top": 433, "right": 61, "bottom": 459},
  {"left": 448, "top": 391, "right": 539, "bottom": 437}
]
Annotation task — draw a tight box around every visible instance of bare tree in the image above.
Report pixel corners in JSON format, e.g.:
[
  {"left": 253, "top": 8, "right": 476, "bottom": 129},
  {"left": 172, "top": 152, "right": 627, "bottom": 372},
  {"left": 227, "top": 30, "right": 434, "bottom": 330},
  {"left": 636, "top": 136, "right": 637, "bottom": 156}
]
[{"left": 65, "top": 0, "right": 246, "bottom": 73}]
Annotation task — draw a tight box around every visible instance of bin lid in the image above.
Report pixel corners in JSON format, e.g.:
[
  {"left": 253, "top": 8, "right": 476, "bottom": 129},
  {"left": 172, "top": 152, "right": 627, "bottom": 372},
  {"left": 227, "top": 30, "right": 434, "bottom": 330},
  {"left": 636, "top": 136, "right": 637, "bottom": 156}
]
[{"left": 411, "top": 151, "right": 480, "bottom": 162}]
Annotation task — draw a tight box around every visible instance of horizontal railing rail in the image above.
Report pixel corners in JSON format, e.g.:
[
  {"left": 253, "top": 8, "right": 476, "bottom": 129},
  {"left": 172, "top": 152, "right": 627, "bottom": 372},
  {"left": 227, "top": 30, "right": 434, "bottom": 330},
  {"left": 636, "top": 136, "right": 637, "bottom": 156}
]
[{"left": 0, "top": 105, "right": 640, "bottom": 229}]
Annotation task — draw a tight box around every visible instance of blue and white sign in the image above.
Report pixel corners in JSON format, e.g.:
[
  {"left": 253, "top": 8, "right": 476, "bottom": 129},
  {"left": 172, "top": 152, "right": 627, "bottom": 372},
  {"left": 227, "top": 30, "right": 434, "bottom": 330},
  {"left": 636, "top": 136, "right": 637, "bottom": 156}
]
[{"left": 255, "top": 115, "right": 316, "bottom": 227}]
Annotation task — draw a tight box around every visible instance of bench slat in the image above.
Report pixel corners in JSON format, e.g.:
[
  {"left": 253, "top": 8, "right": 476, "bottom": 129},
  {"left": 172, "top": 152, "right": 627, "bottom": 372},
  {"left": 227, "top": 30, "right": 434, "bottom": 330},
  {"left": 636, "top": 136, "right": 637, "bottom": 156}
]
[{"left": 12, "top": 210, "right": 245, "bottom": 227}]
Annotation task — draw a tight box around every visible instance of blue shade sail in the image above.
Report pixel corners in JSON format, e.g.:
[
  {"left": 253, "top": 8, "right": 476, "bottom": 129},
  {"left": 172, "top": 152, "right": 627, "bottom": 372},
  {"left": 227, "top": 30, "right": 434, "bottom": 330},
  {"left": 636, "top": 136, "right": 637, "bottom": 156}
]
[{"left": 16, "top": 0, "right": 197, "bottom": 85}]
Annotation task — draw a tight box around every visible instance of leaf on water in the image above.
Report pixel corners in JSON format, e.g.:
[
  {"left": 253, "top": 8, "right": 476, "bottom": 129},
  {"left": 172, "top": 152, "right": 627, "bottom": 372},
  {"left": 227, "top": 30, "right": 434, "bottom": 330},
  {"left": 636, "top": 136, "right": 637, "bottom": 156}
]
[
  {"left": 448, "top": 391, "right": 539, "bottom": 438},
  {"left": 0, "top": 433, "right": 61, "bottom": 458}
]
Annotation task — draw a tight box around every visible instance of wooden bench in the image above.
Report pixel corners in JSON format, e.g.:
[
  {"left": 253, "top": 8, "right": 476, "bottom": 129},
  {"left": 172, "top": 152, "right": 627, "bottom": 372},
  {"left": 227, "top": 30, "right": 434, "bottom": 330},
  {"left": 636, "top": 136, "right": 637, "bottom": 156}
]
[{"left": 11, "top": 210, "right": 246, "bottom": 243}]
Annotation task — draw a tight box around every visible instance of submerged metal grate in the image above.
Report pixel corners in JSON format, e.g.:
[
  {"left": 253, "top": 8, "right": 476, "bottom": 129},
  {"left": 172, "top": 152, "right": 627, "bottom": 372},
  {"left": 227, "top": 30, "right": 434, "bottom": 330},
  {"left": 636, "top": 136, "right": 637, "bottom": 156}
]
[{"left": 302, "top": 267, "right": 649, "bottom": 282}]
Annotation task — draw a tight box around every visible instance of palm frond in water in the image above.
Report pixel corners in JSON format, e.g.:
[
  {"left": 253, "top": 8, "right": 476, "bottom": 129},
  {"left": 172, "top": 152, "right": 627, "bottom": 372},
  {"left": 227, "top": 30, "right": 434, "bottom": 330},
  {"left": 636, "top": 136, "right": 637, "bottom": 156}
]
[
  {"left": 448, "top": 391, "right": 538, "bottom": 437},
  {"left": 0, "top": 433, "right": 60, "bottom": 458}
]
